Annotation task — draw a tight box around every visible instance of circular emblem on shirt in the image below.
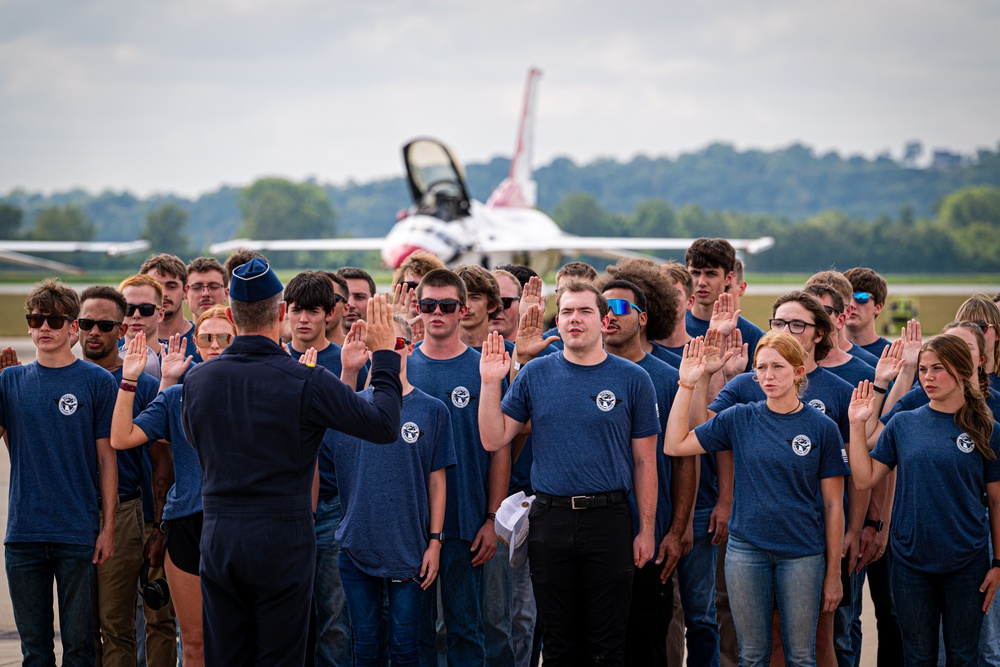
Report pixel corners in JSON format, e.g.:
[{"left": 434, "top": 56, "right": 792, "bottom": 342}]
[
  {"left": 58, "top": 394, "right": 78, "bottom": 416},
  {"left": 401, "top": 421, "right": 420, "bottom": 444},
  {"left": 956, "top": 432, "right": 975, "bottom": 454},
  {"left": 808, "top": 399, "right": 827, "bottom": 414},
  {"left": 595, "top": 390, "right": 617, "bottom": 412},
  {"left": 790, "top": 434, "right": 812, "bottom": 456},
  {"left": 451, "top": 386, "right": 470, "bottom": 408}
]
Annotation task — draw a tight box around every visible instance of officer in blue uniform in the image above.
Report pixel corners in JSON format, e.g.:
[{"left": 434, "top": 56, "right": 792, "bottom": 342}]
[{"left": 181, "top": 258, "right": 403, "bottom": 666}]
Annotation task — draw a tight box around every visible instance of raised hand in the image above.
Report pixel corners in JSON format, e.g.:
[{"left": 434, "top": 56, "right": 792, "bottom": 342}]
[
  {"left": 364, "top": 294, "right": 396, "bottom": 352},
  {"left": 899, "top": 319, "right": 922, "bottom": 370},
  {"left": 874, "top": 338, "right": 904, "bottom": 387},
  {"left": 515, "top": 304, "right": 559, "bottom": 362},
  {"left": 722, "top": 327, "right": 748, "bottom": 380},
  {"left": 408, "top": 315, "right": 425, "bottom": 344},
  {"left": 519, "top": 275, "right": 544, "bottom": 313},
  {"left": 678, "top": 337, "right": 708, "bottom": 387},
  {"left": 849, "top": 381, "right": 876, "bottom": 425},
  {"left": 703, "top": 328, "right": 737, "bottom": 376},
  {"left": 391, "top": 282, "right": 415, "bottom": 317},
  {"left": 160, "top": 334, "right": 193, "bottom": 384},
  {"left": 341, "top": 321, "right": 370, "bottom": 374},
  {"left": 298, "top": 347, "right": 318, "bottom": 367},
  {"left": 480, "top": 331, "right": 511, "bottom": 384},
  {"left": 0, "top": 347, "right": 21, "bottom": 373},
  {"left": 709, "top": 292, "right": 741, "bottom": 338},
  {"left": 123, "top": 332, "right": 148, "bottom": 381}
]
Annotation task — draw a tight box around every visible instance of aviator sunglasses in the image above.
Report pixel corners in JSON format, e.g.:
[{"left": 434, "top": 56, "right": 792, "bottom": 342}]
[
  {"left": 195, "top": 332, "right": 234, "bottom": 347},
  {"left": 126, "top": 303, "right": 158, "bottom": 317},
  {"left": 606, "top": 298, "right": 644, "bottom": 316},
  {"left": 78, "top": 319, "right": 123, "bottom": 333},
  {"left": 25, "top": 313, "right": 74, "bottom": 329},
  {"left": 417, "top": 299, "right": 462, "bottom": 314}
]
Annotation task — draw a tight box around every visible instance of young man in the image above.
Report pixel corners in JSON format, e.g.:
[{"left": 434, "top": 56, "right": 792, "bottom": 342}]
[
  {"left": 337, "top": 267, "right": 377, "bottom": 337},
  {"left": 455, "top": 264, "right": 504, "bottom": 350},
  {"left": 320, "top": 270, "right": 350, "bottom": 347},
  {"left": 80, "top": 286, "right": 172, "bottom": 667},
  {"left": 181, "top": 259, "right": 403, "bottom": 666},
  {"left": 599, "top": 278, "right": 696, "bottom": 666},
  {"left": 119, "top": 274, "right": 165, "bottom": 379},
  {"left": 541, "top": 261, "right": 599, "bottom": 347},
  {"left": 604, "top": 257, "right": 683, "bottom": 368},
  {"left": 806, "top": 285, "right": 877, "bottom": 387},
  {"left": 843, "top": 267, "right": 891, "bottom": 357},
  {"left": 805, "top": 270, "right": 882, "bottom": 367},
  {"left": 0, "top": 279, "right": 118, "bottom": 666},
  {"left": 185, "top": 257, "right": 229, "bottom": 320},
  {"left": 489, "top": 269, "right": 523, "bottom": 342},
  {"left": 140, "top": 253, "right": 199, "bottom": 361},
  {"left": 655, "top": 261, "right": 695, "bottom": 357},
  {"left": 685, "top": 238, "right": 763, "bottom": 373},
  {"left": 479, "top": 281, "right": 660, "bottom": 665},
  {"left": 407, "top": 268, "right": 510, "bottom": 665}
]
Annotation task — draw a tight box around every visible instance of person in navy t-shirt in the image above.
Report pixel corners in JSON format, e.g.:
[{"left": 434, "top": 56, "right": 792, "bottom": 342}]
[
  {"left": 480, "top": 281, "right": 661, "bottom": 666},
  {"left": 848, "top": 334, "right": 1000, "bottom": 665},
  {"left": 0, "top": 279, "right": 118, "bottom": 666},
  {"left": 843, "top": 267, "right": 891, "bottom": 358},
  {"left": 666, "top": 332, "right": 848, "bottom": 667}
]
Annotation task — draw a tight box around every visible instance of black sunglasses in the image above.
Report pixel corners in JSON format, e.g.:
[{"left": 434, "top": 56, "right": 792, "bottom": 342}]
[
  {"left": 332, "top": 293, "right": 346, "bottom": 305},
  {"left": 26, "top": 313, "right": 74, "bottom": 329},
  {"left": 126, "top": 303, "right": 158, "bottom": 317},
  {"left": 500, "top": 296, "right": 521, "bottom": 310},
  {"left": 402, "top": 281, "right": 421, "bottom": 292},
  {"left": 822, "top": 305, "right": 842, "bottom": 317},
  {"left": 78, "top": 319, "right": 123, "bottom": 333},
  {"left": 417, "top": 298, "right": 462, "bottom": 314}
]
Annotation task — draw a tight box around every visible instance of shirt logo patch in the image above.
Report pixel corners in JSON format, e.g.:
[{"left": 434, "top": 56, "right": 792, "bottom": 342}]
[
  {"left": 451, "top": 386, "right": 471, "bottom": 408},
  {"left": 789, "top": 434, "right": 813, "bottom": 456},
  {"left": 58, "top": 394, "right": 78, "bottom": 416},
  {"left": 841, "top": 448, "right": 849, "bottom": 464},
  {"left": 401, "top": 421, "right": 421, "bottom": 443},
  {"left": 955, "top": 432, "right": 975, "bottom": 454},
  {"left": 593, "top": 390, "right": 619, "bottom": 412},
  {"left": 808, "top": 399, "right": 828, "bottom": 414}
]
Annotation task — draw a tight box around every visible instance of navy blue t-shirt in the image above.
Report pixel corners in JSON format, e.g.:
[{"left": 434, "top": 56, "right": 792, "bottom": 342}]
[
  {"left": 859, "top": 337, "right": 891, "bottom": 359},
  {"left": 823, "top": 356, "right": 876, "bottom": 390},
  {"left": 695, "top": 401, "right": 849, "bottom": 557},
  {"left": 542, "top": 325, "right": 563, "bottom": 351},
  {"left": 849, "top": 342, "right": 881, "bottom": 367},
  {"left": 635, "top": 354, "right": 680, "bottom": 543},
  {"left": 110, "top": 367, "right": 158, "bottom": 496},
  {"left": 649, "top": 343, "right": 681, "bottom": 369},
  {"left": 287, "top": 342, "right": 369, "bottom": 391},
  {"left": 407, "top": 346, "right": 495, "bottom": 543},
  {"left": 159, "top": 321, "right": 200, "bottom": 364},
  {"left": 873, "top": 405, "right": 1000, "bottom": 573},
  {"left": 333, "top": 388, "right": 457, "bottom": 578},
  {"left": 502, "top": 351, "right": 661, "bottom": 497},
  {"left": 686, "top": 311, "right": 763, "bottom": 373},
  {"left": 881, "top": 385, "right": 1000, "bottom": 425},
  {"left": 0, "top": 360, "right": 116, "bottom": 547},
  {"left": 133, "top": 385, "right": 204, "bottom": 520}
]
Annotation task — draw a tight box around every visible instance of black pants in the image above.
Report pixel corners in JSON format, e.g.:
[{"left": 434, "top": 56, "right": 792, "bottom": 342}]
[
  {"left": 866, "top": 541, "right": 904, "bottom": 667},
  {"left": 624, "top": 560, "right": 673, "bottom": 666},
  {"left": 528, "top": 499, "right": 635, "bottom": 667}
]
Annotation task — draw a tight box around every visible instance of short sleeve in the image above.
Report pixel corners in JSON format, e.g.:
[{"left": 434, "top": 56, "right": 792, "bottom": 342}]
[
  {"left": 694, "top": 410, "right": 736, "bottom": 454},
  {"left": 870, "top": 417, "right": 899, "bottom": 471},
  {"left": 501, "top": 367, "right": 532, "bottom": 424}
]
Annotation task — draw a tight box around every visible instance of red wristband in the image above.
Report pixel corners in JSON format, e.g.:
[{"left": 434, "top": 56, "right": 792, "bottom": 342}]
[{"left": 119, "top": 380, "right": 138, "bottom": 393}]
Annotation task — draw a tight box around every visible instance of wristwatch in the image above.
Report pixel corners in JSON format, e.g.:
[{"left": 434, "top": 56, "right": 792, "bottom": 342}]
[
  {"left": 428, "top": 532, "right": 445, "bottom": 543},
  {"left": 863, "top": 518, "right": 884, "bottom": 532}
]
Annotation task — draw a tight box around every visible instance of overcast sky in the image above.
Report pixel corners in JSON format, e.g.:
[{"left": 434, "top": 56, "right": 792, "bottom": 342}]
[{"left": 2, "top": 0, "right": 998, "bottom": 197}]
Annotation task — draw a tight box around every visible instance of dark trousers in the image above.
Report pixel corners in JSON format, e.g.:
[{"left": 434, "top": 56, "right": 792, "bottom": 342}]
[
  {"left": 624, "top": 560, "right": 673, "bottom": 666},
  {"left": 200, "top": 506, "right": 316, "bottom": 667},
  {"left": 528, "top": 499, "right": 635, "bottom": 667},
  {"left": 866, "top": 542, "right": 904, "bottom": 667}
]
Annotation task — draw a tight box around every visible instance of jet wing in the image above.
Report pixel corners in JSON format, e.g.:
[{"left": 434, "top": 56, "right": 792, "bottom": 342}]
[
  {"left": 481, "top": 235, "right": 775, "bottom": 257},
  {"left": 0, "top": 240, "right": 151, "bottom": 274},
  {"left": 209, "top": 238, "right": 384, "bottom": 254}
]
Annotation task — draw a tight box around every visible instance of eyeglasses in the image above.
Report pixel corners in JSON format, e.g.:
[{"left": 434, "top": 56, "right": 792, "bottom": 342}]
[
  {"left": 126, "top": 303, "right": 158, "bottom": 317},
  {"left": 394, "top": 337, "right": 411, "bottom": 350},
  {"left": 769, "top": 319, "right": 817, "bottom": 334},
  {"left": 196, "top": 332, "right": 234, "bottom": 347},
  {"left": 402, "top": 281, "right": 420, "bottom": 292},
  {"left": 332, "top": 293, "right": 346, "bottom": 305},
  {"left": 188, "top": 282, "right": 225, "bottom": 293},
  {"left": 822, "top": 305, "right": 842, "bottom": 317},
  {"left": 417, "top": 299, "right": 462, "bottom": 314},
  {"left": 78, "top": 319, "right": 123, "bottom": 333},
  {"left": 26, "top": 313, "right": 74, "bottom": 329},
  {"left": 500, "top": 296, "right": 521, "bottom": 310},
  {"left": 973, "top": 321, "right": 994, "bottom": 334},
  {"left": 853, "top": 292, "right": 872, "bottom": 305},
  {"left": 607, "top": 298, "right": 644, "bottom": 316}
]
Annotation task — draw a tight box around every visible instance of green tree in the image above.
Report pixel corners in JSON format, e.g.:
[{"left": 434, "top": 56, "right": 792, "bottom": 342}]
[
  {"left": 142, "top": 203, "right": 191, "bottom": 257},
  {"left": 31, "top": 205, "right": 95, "bottom": 241},
  {"left": 236, "top": 178, "right": 337, "bottom": 240},
  {"left": 628, "top": 199, "right": 677, "bottom": 238},
  {"left": 937, "top": 185, "right": 1000, "bottom": 229},
  {"left": 551, "top": 193, "right": 620, "bottom": 236},
  {"left": 0, "top": 204, "right": 23, "bottom": 239}
]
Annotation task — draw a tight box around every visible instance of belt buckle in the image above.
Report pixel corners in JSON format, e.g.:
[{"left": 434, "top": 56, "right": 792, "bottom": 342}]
[{"left": 570, "top": 495, "right": 588, "bottom": 510}]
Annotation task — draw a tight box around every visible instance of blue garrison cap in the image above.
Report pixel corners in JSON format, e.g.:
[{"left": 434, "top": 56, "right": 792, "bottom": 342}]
[{"left": 230, "top": 258, "right": 283, "bottom": 302}]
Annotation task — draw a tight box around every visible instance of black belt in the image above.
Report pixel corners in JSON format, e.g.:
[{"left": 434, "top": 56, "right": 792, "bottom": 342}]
[
  {"left": 119, "top": 489, "right": 141, "bottom": 503},
  {"left": 535, "top": 489, "right": 628, "bottom": 510}
]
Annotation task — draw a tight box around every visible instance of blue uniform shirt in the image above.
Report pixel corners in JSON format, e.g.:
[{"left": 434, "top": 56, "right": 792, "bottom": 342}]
[
  {"left": 649, "top": 343, "right": 681, "bottom": 369},
  {"left": 823, "top": 356, "right": 876, "bottom": 390},
  {"left": 502, "top": 351, "right": 661, "bottom": 497},
  {"left": 695, "top": 401, "right": 849, "bottom": 558},
  {"left": 635, "top": 353, "right": 679, "bottom": 543},
  {"left": 110, "top": 367, "right": 158, "bottom": 496},
  {"left": 0, "top": 360, "right": 116, "bottom": 547},
  {"left": 848, "top": 342, "right": 881, "bottom": 367},
  {"left": 333, "top": 387, "right": 457, "bottom": 578},
  {"left": 686, "top": 311, "right": 763, "bottom": 373},
  {"left": 873, "top": 405, "right": 1000, "bottom": 574},
  {"left": 859, "top": 337, "right": 891, "bottom": 359},
  {"left": 881, "top": 385, "right": 1000, "bottom": 425}
]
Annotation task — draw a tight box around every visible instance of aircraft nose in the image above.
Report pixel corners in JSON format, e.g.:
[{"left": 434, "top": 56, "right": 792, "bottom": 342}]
[{"left": 382, "top": 244, "right": 421, "bottom": 269}]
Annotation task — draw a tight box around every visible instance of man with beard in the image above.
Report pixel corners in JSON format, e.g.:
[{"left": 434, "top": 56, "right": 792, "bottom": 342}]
[
  {"left": 141, "top": 253, "right": 199, "bottom": 361},
  {"left": 185, "top": 257, "right": 229, "bottom": 321},
  {"left": 337, "top": 267, "right": 377, "bottom": 340}
]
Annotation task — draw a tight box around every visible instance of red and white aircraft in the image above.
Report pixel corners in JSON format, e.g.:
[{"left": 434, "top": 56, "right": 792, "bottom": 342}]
[{"left": 211, "top": 69, "right": 773, "bottom": 274}]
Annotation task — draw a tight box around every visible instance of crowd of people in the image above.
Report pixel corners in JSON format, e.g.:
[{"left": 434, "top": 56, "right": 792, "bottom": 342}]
[{"left": 0, "top": 239, "right": 999, "bottom": 667}]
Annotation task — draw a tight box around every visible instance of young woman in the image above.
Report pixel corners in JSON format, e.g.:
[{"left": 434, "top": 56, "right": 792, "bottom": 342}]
[
  {"left": 665, "top": 332, "right": 848, "bottom": 667},
  {"left": 956, "top": 295, "right": 1000, "bottom": 388},
  {"left": 111, "top": 305, "right": 236, "bottom": 667},
  {"left": 848, "top": 334, "right": 1000, "bottom": 666},
  {"left": 331, "top": 315, "right": 454, "bottom": 666}
]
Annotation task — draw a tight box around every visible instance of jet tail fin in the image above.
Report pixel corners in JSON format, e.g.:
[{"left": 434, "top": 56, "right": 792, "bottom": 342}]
[{"left": 487, "top": 67, "right": 542, "bottom": 209}]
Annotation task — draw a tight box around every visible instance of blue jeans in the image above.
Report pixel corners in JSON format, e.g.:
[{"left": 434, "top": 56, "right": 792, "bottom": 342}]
[
  {"left": 724, "top": 535, "right": 824, "bottom": 667},
  {"left": 833, "top": 566, "right": 863, "bottom": 667},
  {"left": 418, "top": 538, "right": 485, "bottom": 666},
  {"left": 510, "top": 552, "right": 536, "bottom": 667},
  {"left": 6, "top": 542, "right": 96, "bottom": 667},
  {"left": 891, "top": 549, "right": 987, "bottom": 667},
  {"left": 482, "top": 540, "right": 514, "bottom": 666},
  {"left": 677, "top": 507, "right": 721, "bottom": 667},
  {"left": 314, "top": 495, "right": 352, "bottom": 666},
  {"left": 980, "top": 538, "right": 1000, "bottom": 667},
  {"left": 339, "top": 552, "right": 425, "bottom": 666}
]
